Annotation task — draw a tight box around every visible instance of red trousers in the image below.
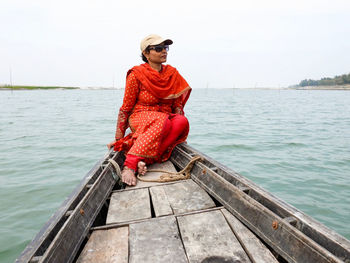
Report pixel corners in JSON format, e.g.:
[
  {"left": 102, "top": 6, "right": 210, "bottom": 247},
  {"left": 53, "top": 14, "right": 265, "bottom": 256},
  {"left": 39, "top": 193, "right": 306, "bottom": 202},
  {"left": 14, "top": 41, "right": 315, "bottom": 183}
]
[{"left": 124, "top": 114, "right": 189, "bottom": 171}]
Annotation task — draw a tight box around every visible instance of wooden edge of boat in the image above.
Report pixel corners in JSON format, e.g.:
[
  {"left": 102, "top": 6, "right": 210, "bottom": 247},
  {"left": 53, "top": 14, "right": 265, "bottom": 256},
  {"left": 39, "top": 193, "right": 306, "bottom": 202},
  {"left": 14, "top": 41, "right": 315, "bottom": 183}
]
[
  {"left": 15, "top": 143, "right": 350, "bottom": 263},
  {"left": 15, "top": 149, "right": 123, "bottom": 263},
  {"left": 171, "top": 143, "right": 350, "bottom": 263}
]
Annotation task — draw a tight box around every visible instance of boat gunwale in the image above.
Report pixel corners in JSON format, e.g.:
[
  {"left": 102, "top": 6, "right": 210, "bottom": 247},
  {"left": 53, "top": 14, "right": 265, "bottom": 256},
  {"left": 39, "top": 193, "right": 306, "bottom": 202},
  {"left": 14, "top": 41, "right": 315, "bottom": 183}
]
[
  {"left": 15, "top": 149, "right": 118, "bottom": 263},
  {"left": 172, "top": 143, "right": 350, "bottom": 262}
]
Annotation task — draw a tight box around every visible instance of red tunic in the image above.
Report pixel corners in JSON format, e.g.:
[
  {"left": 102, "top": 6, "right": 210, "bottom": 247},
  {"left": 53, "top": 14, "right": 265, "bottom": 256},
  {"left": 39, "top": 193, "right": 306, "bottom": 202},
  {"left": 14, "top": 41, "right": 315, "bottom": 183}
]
[{"left": 114, "top": 71, "right": 189, "bottom": 163}]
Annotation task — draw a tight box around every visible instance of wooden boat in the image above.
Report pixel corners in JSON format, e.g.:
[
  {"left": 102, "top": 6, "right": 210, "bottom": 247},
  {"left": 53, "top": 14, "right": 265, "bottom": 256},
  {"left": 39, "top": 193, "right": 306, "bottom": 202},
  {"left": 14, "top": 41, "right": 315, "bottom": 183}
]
[{"left": 16, "top": 143, "right": 350, "bottom": 263}]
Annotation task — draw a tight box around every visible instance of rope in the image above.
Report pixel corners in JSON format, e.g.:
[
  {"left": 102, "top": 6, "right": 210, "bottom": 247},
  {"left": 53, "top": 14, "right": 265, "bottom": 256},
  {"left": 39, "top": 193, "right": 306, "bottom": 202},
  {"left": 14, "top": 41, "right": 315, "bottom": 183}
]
[
  {"left": 108, "top": 159, "right": 122, "bottom": 180},
  {"left": 137, "top": 156, "right": 202, "bottom": 183}
]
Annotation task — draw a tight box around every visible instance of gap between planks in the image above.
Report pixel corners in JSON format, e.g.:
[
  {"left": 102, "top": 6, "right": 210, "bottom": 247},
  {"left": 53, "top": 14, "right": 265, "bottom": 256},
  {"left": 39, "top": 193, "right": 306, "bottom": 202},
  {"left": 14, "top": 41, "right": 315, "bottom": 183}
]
[
  {"left": 110, "top": 179, "right": 193, "bottom": 195},
  {"left": 90, "top": 206, "right": 224, "bottom": 231}
]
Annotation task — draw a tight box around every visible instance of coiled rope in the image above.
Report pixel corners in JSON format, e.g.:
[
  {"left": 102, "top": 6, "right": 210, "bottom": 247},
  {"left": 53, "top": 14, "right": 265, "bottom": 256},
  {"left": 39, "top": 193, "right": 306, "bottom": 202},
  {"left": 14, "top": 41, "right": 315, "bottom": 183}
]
[{"left": 137, "top": 156, "right": 202, "bottom": 183}]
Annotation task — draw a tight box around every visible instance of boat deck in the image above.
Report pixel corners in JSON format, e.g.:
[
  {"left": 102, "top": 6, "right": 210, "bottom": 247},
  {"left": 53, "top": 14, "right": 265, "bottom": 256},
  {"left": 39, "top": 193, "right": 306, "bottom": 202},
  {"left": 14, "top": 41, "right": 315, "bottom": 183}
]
[
  {"left": 16, "top": 145, "right": 350, "bottom": 263},
  {"left": 76, "top": 161, "right": 278, "bottom": 263}
]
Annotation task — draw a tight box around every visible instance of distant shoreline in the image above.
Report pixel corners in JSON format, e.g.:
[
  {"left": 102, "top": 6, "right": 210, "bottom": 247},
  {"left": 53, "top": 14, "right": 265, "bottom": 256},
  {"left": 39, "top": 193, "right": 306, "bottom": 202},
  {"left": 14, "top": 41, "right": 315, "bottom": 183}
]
[
  {"left": 0, "top": 85, "right": 79, "bottom": 90},
  {"left": 1, "top": 85, "right": 350, "bottom": 91},
  {"left": 0, "top": 85, "right": 120, "bottom": 90},
  {"left": 291, "top": 84, "right": 350, "bottom": 90}
]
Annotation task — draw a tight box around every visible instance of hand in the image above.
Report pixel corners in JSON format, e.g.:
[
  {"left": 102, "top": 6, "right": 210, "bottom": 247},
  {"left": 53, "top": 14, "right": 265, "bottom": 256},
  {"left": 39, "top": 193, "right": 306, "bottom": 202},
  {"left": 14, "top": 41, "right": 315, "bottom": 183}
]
[{"left": 107, "top": 140, "right": 117, "bottom": 149}]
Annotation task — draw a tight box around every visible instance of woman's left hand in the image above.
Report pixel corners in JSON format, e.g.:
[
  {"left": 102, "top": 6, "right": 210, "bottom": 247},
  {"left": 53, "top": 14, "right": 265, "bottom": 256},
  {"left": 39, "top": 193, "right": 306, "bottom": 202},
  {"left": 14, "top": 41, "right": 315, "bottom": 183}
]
[{"left": 107, "top": 140, "right": 117, "bottom": 149}]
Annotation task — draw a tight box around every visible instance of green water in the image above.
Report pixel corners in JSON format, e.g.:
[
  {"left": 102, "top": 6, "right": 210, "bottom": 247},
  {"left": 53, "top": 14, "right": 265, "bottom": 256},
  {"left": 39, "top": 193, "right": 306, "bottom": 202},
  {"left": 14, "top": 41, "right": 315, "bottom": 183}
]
[{"left": 0, "top": 89, "right": 349, "bottom": 262}]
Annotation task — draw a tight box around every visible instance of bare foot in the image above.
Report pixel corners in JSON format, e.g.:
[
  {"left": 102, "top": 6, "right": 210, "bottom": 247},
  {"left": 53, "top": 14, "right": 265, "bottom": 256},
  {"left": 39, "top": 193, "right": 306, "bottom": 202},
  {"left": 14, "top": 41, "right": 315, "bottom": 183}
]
[
  {"left": 121, "top": 167, "right": 137, "bottom": 186},
  {"left": 137, "top": 161, "right": 147, "bottom": 176}
]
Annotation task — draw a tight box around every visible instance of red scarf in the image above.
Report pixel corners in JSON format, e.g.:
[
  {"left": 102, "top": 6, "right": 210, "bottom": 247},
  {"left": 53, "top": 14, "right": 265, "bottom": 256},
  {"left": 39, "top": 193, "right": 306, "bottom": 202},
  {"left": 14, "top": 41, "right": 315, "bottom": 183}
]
[{"left": 127, "top": 63, "right": 191, "bottom": 106}]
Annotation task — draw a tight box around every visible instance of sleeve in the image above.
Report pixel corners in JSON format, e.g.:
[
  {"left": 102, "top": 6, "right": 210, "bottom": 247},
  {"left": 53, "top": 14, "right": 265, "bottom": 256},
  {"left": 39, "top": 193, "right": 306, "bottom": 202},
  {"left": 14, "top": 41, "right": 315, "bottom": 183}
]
[
  {"left": 115, "top": 73, "right": 139, "bottom": 140},
  {"left": 172, "top": 95, "right": 184, "bottom": 115}
]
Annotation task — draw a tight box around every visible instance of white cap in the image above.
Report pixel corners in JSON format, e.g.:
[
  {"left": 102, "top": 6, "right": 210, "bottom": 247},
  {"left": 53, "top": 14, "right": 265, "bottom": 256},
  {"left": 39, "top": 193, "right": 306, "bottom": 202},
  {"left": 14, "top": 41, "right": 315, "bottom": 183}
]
[{"left": 140, "top": 34, "right": 173, "bottom": 52}]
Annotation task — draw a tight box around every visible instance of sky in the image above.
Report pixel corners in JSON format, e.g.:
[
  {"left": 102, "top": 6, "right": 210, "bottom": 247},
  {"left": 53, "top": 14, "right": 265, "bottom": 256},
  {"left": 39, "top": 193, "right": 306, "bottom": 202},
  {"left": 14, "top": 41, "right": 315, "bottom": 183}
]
[{"left": 1, "top": 0, "right": 350, "bottom": 88}]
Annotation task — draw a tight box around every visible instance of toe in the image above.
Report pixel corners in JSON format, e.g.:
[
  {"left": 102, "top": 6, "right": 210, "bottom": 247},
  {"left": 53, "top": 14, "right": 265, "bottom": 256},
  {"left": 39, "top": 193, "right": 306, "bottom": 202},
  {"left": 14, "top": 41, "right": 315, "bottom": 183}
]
[{"left": 138, "top": 162, "right": 147, "bottom": 176}]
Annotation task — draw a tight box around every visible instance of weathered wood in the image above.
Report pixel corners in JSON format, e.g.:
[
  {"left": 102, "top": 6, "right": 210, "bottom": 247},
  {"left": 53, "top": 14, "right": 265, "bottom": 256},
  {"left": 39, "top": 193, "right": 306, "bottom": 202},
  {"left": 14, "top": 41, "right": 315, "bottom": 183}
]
[
  {"left": 91, "top": 206, "right": 224, "bottom": 231},
  {"left": 65, "top": 210, "right": 73, "bottom": 217},
  {"left": 177, "top": 210, "right": 251, "bottom": 263},
  {"left": 129, "top": 216, "right": 187, "bottom": 263},
  {"left": 171, "top": 144, "right": 347, "bottom": 263},
  {"left": 38, "top": 159, "right": 119, "bottom": 263},
  {"left": 17, "top": 144, "right": 350, "bottom": 263},
  {"left": 127, "top": 160, "right": 177, "bottom": 189},
  {"left": 76, "top": 227, "right": 128, "bottom": 263},
  {"left": 283, "top": 216, "right": 298, "bottom": 226},
  {"left": 106, "top": 188, "right": 151, "bottom": 224},
  {"left": 111, "top": 179, "right": 188, "bottom": 194},
  {"left": 16, "top": 149, "right": 120, "bottom": 263},
  {"left": 162, "top": 180, "right": 216, "bottom": 214},
  {"left": 174, "top": 143, "right": 350, "bottom": 262},
  {"left": 29, "top": 256, "right": 41, "bottom": 263},
  {"left": 221, "top": 209, "right": 278, "bottom": 263},
  {"left": 149, "top": 186, "right": 173, "bottom": 217}
]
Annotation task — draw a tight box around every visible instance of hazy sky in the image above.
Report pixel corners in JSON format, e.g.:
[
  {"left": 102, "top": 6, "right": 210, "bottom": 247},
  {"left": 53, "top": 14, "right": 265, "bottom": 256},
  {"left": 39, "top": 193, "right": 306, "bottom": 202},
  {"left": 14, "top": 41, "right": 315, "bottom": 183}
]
[{"left": 1, "top": 0, "right": 349, "bottom": 88}]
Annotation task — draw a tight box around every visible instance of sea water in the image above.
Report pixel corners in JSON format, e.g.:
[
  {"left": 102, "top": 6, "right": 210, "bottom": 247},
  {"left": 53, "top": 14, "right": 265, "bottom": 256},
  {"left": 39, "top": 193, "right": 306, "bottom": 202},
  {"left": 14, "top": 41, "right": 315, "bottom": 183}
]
[{"left": 0, "top": 89, "right": 349, "bottom": 262}]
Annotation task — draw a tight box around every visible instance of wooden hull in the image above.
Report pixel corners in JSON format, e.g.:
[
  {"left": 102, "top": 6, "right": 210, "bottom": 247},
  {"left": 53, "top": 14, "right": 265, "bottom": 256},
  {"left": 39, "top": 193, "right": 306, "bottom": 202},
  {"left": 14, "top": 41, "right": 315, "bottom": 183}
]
[
  {"left": 16, "top": 144, "right": 350, "bottom": 263},
  {"left": 171, "top": 144, "right": 350, "bottom": 263}
]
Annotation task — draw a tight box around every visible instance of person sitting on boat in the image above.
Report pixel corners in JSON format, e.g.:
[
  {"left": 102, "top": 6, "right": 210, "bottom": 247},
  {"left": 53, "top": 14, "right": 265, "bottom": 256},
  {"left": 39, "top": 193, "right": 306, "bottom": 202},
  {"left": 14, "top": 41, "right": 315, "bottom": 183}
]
[{"left": 107, "top": 34, "right": 191, "bottom": 186}]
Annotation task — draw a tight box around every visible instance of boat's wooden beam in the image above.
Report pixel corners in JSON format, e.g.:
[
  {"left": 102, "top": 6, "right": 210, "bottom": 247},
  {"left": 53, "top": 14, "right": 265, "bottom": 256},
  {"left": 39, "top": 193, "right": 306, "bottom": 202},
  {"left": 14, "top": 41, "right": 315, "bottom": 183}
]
[
  {"left": 171, "top": 144, "right": 349, "bottom": 263},
  {"left": 16, "top": 149, "right": 120, "bottom": 263},
  {"left": 65, "top": 210, "right": 73, "bottom": 217},
  {"left": 175, "top": 143, "right": 350, "bottom": 262},
  {"left": 237, "top": 185, "right": 251, "bottom": 193},
  {"left": 110, "top": 179, "right": 192, "bottom": 194},
  {"left": 175, "top": 205, "right": 224, "bottom": 218},
  {"left": 211, "top": 167, "right": 218, "bottom": 172},
  {"left": 221, "top": 209, "right": 279, "bottom": 263},
  {"left": 16, "top": 149, "right": 121, "bottom": 263},
  {"left": 38, "top": 162, "right": 118, "bottom": 263},
  {"left": 283, "top": 216, "right": 298, "bottom": 227},
  {"left": 29, "top": 256, "right": 41, "bottom": 263},
  {"left": 90, "top": 206, "right": 224, "bottom": 231}
]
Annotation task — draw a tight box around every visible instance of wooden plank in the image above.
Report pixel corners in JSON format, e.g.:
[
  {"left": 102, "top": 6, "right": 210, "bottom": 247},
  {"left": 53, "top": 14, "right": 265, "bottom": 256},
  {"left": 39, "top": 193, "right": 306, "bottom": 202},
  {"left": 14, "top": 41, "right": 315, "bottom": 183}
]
[
  {"left": 76, "top": 227, "right": 128, "bottom": 263},
  {"left": 163, "top": 180, "right": 215, "bottom": 214},
  {"left": 177, "top": 210, "right": 251, "bottom": 263},
  {"left": 175, "top": 144, "right": 350, "bottom": 262},
  {"left": 149, "top": 186, "right": 173, "bottom": 217},
  {"left": 106, "top": 188, "right": 151, "bottom": 224},
  {"left": 171, "top": 144, "right": 346, "bottom": 263},
  {"left": 112, "top": 179, "right": 189, "bottom": 194},
  {"left": 129, "top": 216, "right": 187, "bottom": 263},
  {"left": 16, "top": 149, "right": 120, "bottom": 263},
  {"left": 127, "top": 160, "right": 177, "bottom": 189},
  {"left": 221, "top": 209, "right": 278, "bottom": 263},
  {"left": 91, "top": 207, "right": 224, "bottom": 232}
]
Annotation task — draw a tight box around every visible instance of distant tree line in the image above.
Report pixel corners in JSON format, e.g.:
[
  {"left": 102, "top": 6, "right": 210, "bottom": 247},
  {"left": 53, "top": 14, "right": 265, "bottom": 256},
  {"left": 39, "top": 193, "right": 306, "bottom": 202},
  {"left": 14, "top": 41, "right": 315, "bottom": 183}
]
[{"left": 299, "top": 73, "right": 350, "bottom": 86}]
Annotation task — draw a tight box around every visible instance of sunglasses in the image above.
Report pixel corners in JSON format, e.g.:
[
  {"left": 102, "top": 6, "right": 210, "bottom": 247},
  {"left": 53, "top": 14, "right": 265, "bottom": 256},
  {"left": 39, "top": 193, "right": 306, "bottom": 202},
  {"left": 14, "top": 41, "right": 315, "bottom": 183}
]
[{"left": 148, "top": 45, "right": 169, "bottom": 52}]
